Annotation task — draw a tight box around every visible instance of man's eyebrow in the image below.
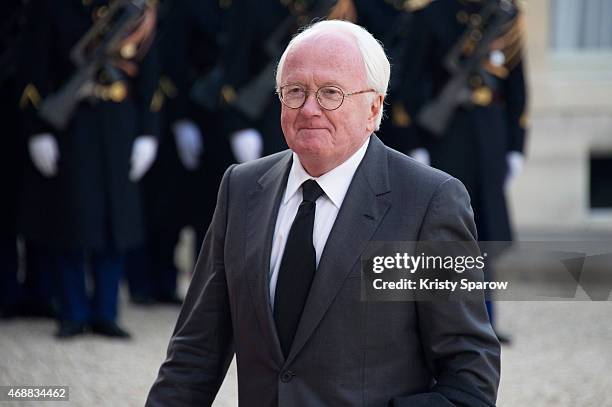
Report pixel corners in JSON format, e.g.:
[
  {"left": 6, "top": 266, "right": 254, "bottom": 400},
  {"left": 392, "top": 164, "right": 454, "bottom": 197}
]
[
  {"left": 281, "top": 80, "right": 347, "bottom": 89},
  {"left": 319, "top": 81, "right": 344, "bottom": 87}
]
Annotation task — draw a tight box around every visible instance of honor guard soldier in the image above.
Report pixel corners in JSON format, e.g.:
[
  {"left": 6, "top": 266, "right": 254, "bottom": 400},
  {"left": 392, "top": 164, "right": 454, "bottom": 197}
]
[
  {"left": 0, "top": 0, "right": 57, "bottom": 320},
  {"left": 0, "top": 0, "right": 26, "bottom": 318},
  {"left": 218, "top": 0, "right": 340, "bottom": 163},
  {"left": 398, "top": 0, "right": 528, "bottom": 342},
  {"left": 125, "top": 0, "right": 234, "bottom": 305},
  {"left": 329, "top": 0, "right": 420, "bottom": 155},
  {"left": 17, "top": 0, "right": 161, "bottom": 338}
]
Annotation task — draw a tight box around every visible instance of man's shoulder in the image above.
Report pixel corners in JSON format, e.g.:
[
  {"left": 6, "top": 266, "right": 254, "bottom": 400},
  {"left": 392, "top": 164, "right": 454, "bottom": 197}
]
[
  {"left": 384, "top": 146, "right": 457, "bottom": 192},
  {"left": 229, "top": 150, "right": 292, "bottom": 184}
]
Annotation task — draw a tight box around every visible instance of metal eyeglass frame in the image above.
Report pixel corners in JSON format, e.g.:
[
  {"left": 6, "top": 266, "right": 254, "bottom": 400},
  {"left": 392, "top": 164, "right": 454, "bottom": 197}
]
[{"left": 277, "top": 84, "right": 377, "bottom": 111}]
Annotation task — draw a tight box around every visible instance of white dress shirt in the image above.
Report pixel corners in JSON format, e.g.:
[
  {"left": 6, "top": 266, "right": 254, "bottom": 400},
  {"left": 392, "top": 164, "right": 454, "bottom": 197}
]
[{"left": 269, "top": 137, "right": 370, "bottom": 307}]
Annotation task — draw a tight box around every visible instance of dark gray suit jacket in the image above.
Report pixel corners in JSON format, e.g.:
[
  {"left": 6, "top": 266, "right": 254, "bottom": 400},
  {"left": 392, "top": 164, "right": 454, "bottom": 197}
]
[{"left": 146, "top": 135, "right": 500, "bottom": 407}]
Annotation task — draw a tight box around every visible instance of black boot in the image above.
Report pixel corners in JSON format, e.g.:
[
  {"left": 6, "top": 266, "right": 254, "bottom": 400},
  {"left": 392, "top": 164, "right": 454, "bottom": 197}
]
[{"left": 90, "top": 320, "right": 131, "bottom": 339}]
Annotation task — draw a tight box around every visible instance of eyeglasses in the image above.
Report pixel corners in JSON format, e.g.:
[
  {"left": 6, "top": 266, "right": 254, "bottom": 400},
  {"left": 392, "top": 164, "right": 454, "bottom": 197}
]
[{"left": 277, "top": 84, "right": 377, "bottom": 111}]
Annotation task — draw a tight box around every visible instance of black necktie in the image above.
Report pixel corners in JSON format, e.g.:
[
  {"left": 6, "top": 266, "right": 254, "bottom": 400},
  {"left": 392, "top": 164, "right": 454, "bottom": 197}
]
[{"left": 274, "top": 179, "right": 325, "bottom": 357}]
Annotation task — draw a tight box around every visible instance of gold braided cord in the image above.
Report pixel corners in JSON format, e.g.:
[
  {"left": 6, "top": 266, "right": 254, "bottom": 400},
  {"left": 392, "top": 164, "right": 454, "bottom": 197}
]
[{"left": 497, "top": 14, "right": 525, "bottom": 70}]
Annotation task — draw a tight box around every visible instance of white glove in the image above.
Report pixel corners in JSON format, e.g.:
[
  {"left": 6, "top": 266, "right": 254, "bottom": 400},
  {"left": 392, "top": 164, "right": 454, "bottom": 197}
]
[
  {"left": 129, "top": 135, "right": 158, "bottom": 181},
  {"left": 409, "top": 148, "right": 430, "bottom": 166},
  {"left": 173, "top": 119, "right": 203, "bottom": 170},
  {"left": 504, "top": 151, "right": 524, "bottom": 191},
  {"left": 29, "top": 133, "right": 59, "bottom": 177},
  {"left": 230, "top": 128, "right": 263, "bottom": 163}
]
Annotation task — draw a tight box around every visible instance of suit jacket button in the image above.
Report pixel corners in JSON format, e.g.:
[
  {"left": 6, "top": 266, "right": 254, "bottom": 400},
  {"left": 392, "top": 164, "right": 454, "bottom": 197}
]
[{"left": 280, "top": 370, "right": 295, "bottom": 383}]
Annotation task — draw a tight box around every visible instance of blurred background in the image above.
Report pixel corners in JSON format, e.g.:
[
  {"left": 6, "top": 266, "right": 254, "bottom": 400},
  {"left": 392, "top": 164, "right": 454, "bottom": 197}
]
[
  {"left": 513, "top": 0, "right": 612, "bottom": 236},
  {"left": 1, "top": 0, "right": 611, "bottom": 406}
]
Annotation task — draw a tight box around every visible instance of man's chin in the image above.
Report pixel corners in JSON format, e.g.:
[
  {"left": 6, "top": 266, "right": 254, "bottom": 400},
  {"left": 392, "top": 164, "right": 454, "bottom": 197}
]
[
  {"left": 289, "top": 137, "right": 329, "bottom": 155},
  {"left": 292, "top": 145, "right": 327, "bottom": 158}
]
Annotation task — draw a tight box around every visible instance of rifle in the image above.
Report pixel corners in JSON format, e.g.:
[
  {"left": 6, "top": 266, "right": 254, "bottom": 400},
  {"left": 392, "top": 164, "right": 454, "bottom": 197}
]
[
  {"left": 38, "top": 0, "right": 147, "bottom": 131},
  {"left": 416, "top": 0, "right": 517, "bottom": 137},
  {"left": 191, "top": 0, "right": 336, "bottom": 119}
]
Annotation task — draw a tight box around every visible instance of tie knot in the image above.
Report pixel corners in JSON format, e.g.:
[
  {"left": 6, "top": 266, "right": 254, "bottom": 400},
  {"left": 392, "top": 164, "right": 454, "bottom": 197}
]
[{"left": 301, "top": 179, "right": 324, "bottom": 203}]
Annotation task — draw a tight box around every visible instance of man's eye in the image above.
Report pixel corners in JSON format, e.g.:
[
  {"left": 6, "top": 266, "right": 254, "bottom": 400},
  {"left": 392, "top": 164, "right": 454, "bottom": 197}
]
[
  {"left": 320, "top": 87, "right": 342, "bottom": 99},
  {"left": 285, "top": 87, "right": 304, "bottom": 95}
]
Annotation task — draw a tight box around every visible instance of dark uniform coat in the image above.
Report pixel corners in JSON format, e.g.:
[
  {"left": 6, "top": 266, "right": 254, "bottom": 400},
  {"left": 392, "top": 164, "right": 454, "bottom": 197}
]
[
  {"left": 399, "top": 0, "right": 528, "bottom": 241},
  {"left": 17, "top": 0, "right": 160, "bottom": 252},
  {"left": 352, "top": 0, "right": 417, "bottom": 154},
  {"left": 0, "top": 0, "right": 25, "bottom": 313},
  {"left": 145, "top": 0, "right": 233, "bottom": 236},
  {"left": 220, "top": 0, "right": 338, "bottom": 156},
  {"left": 0, "top": 0, "right": 25, "bottom": 241}
]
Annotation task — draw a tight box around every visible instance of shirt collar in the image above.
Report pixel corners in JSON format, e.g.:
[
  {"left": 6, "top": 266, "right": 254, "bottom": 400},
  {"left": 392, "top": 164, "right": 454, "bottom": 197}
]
[{"left": 283, "top": 136, "right": 370, "bottom": 208}]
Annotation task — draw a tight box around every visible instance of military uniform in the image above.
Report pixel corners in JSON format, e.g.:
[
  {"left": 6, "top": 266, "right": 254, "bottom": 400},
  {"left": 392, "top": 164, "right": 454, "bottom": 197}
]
[
  {"left": 125, "top": 0, "right": 234, "bottom": 304},
  {"left": 155, "top": 0, "right": 233, "bottom": 242},
  {"left": 399, "top": 0, "right": 527, "bottom": 334},
  {"left": 0, "top": 0, "right": 25, "bottom": 316},
  {"left": 399, "top": 0, "right": 528, "bottom": 242},
  {"left": 17, "top": 0, "right": 160, "bottom": 336},
  {"left": 350, "top": 0, "right": 418, "bottom": 154},
  {"left": 0, "top": 0, "right": 57, "bottom": 320},
  {"left": 219, "top": 0, "right": 338, "bottom": 156}
]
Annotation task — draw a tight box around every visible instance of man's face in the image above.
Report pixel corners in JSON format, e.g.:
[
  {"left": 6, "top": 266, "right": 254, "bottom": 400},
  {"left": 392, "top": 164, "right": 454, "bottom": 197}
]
[{"left": 279, "top": 33, "right": 382, "bottom": 174}]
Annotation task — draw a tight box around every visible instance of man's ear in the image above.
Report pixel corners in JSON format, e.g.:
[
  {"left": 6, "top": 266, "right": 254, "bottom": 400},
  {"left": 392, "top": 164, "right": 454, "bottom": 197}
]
[{"left": 366, "top": 94, "right": 384, "bottom": 132}]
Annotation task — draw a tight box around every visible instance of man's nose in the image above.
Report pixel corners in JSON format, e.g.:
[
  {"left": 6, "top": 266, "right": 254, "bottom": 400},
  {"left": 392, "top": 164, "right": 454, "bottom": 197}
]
[{"left": 299, "top": 92, "right": 322, "bottom": 116}]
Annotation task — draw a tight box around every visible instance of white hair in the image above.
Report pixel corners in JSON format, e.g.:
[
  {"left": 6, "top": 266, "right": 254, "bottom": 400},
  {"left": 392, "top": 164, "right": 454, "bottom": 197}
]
[{"left": 275, "top": 20, "right": 390, "bottom": 130}]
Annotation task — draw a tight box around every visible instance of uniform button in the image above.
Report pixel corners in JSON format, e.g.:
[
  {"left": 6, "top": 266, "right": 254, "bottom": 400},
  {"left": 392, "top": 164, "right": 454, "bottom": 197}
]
[{"left": 280, "top": 370, "right": 295, "bottom": 383}]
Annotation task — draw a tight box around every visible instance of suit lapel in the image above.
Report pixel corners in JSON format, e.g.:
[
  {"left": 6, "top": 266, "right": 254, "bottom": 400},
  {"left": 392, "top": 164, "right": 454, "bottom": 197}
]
[
  {"left": 245, "top": 152, "right": 292, "bottom": 366},
  {"left": 285, "top": 136, "right": 392, "bottom": 365}
]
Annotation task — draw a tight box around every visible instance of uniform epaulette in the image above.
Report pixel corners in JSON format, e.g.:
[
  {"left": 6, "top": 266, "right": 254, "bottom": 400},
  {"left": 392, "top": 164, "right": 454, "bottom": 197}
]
[{"left": 405, "top": 0, "right": 433, "bottom": 12}]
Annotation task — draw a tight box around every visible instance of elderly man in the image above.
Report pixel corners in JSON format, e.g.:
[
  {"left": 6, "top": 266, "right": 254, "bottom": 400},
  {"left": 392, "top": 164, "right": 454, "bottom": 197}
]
[{"left": 146, "top": 20, "right": 500, "bottom": 407}]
